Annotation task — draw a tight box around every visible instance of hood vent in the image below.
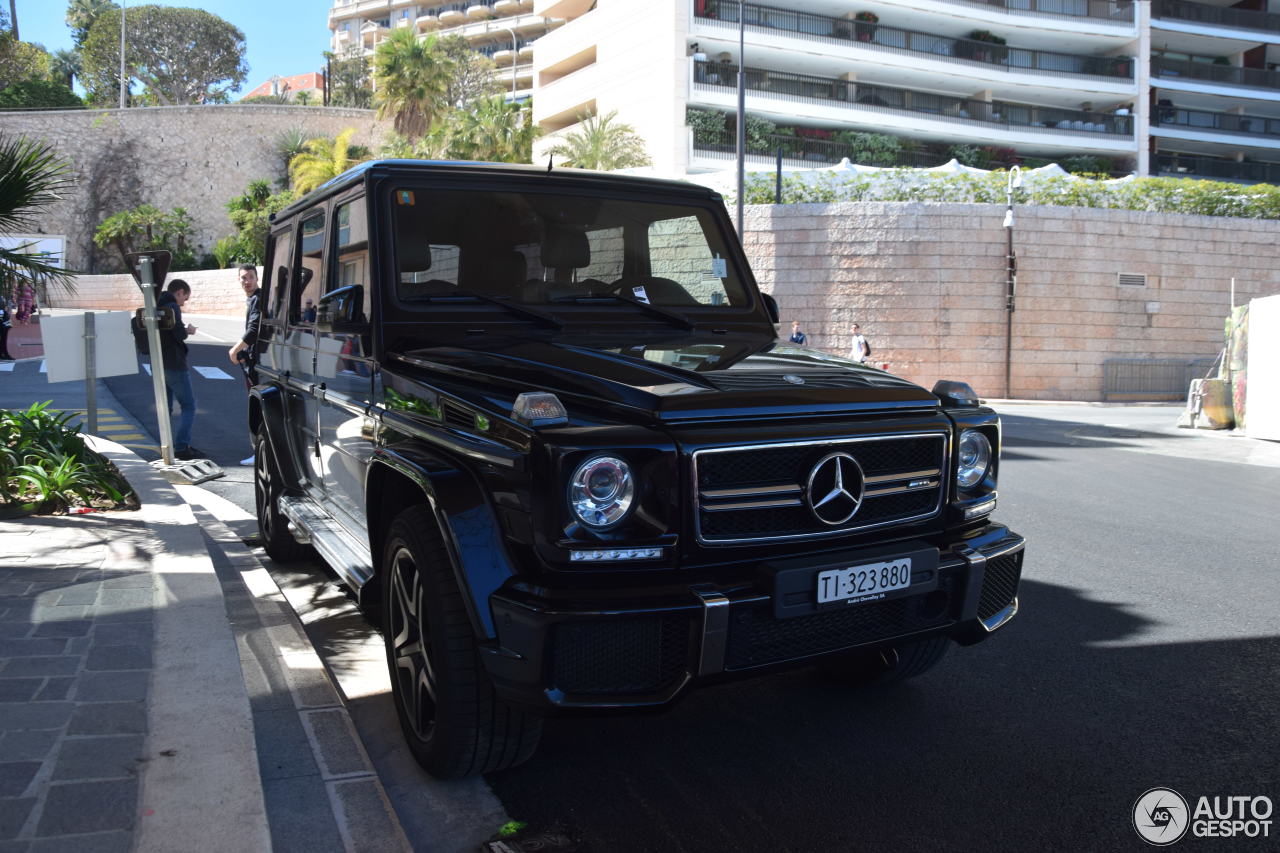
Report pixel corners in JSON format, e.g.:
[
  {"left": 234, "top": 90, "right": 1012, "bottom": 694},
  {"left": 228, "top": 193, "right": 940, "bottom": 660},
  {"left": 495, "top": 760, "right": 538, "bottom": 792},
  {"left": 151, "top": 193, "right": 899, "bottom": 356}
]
[{"left": 443, "top": 400, "right": 474, "bottom": 431}]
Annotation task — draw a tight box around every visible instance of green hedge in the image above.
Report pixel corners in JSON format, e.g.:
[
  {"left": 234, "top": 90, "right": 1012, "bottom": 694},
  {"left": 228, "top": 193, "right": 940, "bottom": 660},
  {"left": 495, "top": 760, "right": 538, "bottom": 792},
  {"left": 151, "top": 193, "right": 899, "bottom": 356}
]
[{"left": 735, "top": 171, "right": 1280, "bottom": 219}]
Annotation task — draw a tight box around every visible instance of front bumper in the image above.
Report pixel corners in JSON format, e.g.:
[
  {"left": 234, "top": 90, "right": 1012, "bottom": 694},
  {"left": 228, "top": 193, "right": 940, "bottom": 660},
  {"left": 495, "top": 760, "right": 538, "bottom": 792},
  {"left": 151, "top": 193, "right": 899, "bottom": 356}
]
[{"left": 483, "top": 524, "right": 1025, "bottom": 710}]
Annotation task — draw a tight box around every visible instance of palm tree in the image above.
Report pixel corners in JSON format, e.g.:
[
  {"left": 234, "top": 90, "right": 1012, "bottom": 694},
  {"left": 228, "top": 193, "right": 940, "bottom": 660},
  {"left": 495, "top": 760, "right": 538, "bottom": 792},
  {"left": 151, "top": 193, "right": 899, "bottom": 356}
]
[
  {"left": 49, "top": 49, "right": 81, "bottom": 89},
  {"left": 65, "top": 0, "right": 116, "bottom": 46},
  {"left": 372, "top": 28, "right": 455, "bottom": 141},
  {"left": 545, "top": 111, "right": 652, "bottom": 171},
  {"left": 0, "top": 135, "right": 75, "bottom": 298},
  {"left": 448, "top": 96, "right": 536, "bottom": 163},
  {"left": 287, "top": 128, "right": 369, "bottom": 195}
]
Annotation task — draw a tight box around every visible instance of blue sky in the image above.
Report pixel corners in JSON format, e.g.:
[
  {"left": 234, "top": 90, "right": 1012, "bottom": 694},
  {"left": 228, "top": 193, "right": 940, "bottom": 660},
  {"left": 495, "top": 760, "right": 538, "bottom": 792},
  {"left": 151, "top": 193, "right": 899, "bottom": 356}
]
[{"left": 16, "top": 0, "right": 333, "bottom": 97}]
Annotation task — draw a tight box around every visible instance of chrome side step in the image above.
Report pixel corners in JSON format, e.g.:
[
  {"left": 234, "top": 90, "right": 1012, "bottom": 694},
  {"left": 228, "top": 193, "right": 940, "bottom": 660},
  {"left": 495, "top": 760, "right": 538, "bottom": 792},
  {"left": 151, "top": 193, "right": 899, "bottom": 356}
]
[{"left": 278, "top": 495, "right": 374, "bottom": 591}]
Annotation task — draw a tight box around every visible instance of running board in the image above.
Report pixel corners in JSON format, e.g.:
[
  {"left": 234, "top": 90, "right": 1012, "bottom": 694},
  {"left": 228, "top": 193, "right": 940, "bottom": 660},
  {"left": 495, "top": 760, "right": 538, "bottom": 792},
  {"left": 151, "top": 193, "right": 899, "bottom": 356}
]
[{"left": 278, "top": 495, "right": 374, "bottom": 591}]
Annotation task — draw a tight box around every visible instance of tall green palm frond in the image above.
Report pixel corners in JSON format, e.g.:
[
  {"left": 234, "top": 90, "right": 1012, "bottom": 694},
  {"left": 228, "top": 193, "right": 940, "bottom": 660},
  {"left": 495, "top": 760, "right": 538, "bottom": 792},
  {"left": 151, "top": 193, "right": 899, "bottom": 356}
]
[
  {"left": 545, "top": 111, "right": 651, "bottom": 171},
  {"left": 0, "top": 134, "right": 75, "bottom": 297},
  {"left": 288, "top": 128, "right": 368, "bottom": 195},
  {"left": 372, "top": 29, "right": 456, "bottom": 141},
  {"left": 449, "top": 96, "right": 537, "bottom": 163}
]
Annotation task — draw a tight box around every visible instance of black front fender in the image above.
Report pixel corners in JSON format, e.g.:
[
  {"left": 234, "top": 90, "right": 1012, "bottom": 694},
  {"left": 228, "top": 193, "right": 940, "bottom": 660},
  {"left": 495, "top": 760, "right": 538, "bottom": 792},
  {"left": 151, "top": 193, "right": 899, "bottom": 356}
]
[{"left": 249, "top": 384, "right": 302, "bottom": 489}]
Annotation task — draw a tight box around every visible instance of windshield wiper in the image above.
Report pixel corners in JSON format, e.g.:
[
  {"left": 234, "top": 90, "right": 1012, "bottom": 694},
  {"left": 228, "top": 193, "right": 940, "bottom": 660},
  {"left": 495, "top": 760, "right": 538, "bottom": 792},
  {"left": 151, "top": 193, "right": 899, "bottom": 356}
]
[
  {"left": 549, "top": 292, "right": 695, "bottom": 330},
  {"left": 403, "top": 290, "right": 563, "bottom": 329}
]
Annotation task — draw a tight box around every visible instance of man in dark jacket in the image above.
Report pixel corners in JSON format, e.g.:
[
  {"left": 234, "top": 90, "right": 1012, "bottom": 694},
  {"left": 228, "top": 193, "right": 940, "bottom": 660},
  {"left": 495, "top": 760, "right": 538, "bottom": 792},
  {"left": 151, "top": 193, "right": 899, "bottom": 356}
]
[
  {"left": 227, "top": 264, "right": 260, "bottom": 465},
  {"left": 157, "top": 279, "right": 203, "bottom": 460}
]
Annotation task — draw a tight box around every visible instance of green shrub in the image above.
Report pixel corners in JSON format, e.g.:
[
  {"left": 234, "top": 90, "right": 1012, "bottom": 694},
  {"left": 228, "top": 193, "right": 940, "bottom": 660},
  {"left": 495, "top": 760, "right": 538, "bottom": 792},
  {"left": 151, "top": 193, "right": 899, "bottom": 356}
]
[{"left": 686, "top": 107, "right": 728, "bottom": 145}]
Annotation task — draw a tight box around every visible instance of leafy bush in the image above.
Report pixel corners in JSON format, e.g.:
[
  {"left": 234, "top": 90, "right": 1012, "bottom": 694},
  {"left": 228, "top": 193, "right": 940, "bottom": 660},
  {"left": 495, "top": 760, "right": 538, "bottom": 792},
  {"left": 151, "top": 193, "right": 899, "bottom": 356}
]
[
  {"left": 222, "top": 179, "right": 295, "bottom": 265},
  {"left": 92, "top": 204, "right": 196, "bottom": 271},
  {"left": 0, "top": 402, "right": 135, "bottom": 517},
  {"left": 686, "top": 107, "right": 728, "bottom": 145},
  {"left": 0, "top": 79, "right": 82, "bottom": 108}
]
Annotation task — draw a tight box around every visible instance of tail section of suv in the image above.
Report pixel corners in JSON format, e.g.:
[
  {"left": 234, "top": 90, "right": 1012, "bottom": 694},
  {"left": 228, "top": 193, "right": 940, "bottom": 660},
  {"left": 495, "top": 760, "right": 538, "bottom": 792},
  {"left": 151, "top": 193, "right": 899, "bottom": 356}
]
[{"left": 249, "top": 160, "right": 1025, "bottom": 778}]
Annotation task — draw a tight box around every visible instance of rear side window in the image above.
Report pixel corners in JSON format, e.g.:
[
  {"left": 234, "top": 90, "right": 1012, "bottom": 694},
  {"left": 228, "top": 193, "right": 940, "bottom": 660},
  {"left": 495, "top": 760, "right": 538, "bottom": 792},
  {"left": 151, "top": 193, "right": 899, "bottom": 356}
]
[
  {"left": 293, "top": 208, "right": 325, "bottom": 325},
  {"left": 334, "top": 197, "right": 369, "bottom": 291}
]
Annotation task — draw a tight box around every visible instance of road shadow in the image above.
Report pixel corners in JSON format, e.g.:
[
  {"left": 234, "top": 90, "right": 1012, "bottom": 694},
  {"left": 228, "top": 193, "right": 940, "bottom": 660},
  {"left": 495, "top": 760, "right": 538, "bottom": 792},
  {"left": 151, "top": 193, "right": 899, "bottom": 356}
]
[{"left": 485, "top": 579, "right": 1280, "bottom": 852}]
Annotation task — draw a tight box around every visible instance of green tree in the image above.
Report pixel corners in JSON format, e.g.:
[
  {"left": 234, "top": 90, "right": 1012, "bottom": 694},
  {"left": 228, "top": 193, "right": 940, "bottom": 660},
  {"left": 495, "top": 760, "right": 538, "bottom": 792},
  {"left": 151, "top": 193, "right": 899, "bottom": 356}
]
[
  {"left": 0, "top": 33, "right": 49, "bottom": 90},
  {"left": 92, "top": 204, "right": 194, "bottom": 271},
  {"left": 288, "top": 128, "right": 369, "bottom": 195},
  {"left": 438, "top": 34, "right": 500, "bottom": 107},
  {"left": 49, "top": 48, "right": 80, "bottom": 88},
  {"left": 545, "top": 110, "right": 651, "bottom": 170},
  {"left": 324, "top": 50, "right": 371, "bottom": 109},
  {"left": 224, "top": 179, "right": 294, "bottom": 264},
  {"left": 65, "top": 0, "right": 117, "bottom": 47},
  {"left": 447, "top": 96, "right": 535, "bottom": 163},
  {"left": 373, "top": 29, "right": 456, "bottom": 140},
  {"left": 0, "top": 135, "right": 75, "bottom": 298},
  {"left": 0, "top": 79, "right": 81, "bottom": 109},
  {"left": 80, "top": 6, "right": 247, "bottom": 106}
]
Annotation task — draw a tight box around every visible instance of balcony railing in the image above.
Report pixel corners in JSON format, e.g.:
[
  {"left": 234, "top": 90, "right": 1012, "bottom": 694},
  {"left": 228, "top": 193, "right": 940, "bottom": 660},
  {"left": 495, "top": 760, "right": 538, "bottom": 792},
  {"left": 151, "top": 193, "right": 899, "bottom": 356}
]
[
  {"left": 1152, "top": 0, "right": 1280, "bottom": 35},
  {"left": 951, "top": 0, "right": 1134, "bottom": 23},
  {"left": 695, "top": 1, "right": 1134, "bottom": 80},
  {"left": 1154, "top": 152, "right": 1280, "bottom": 183},
  {"left": 1152, "top": 56, "right": 1280, "bottom": 90},
  {"left": 693, "top": 128, "right": 954, "bottom": 168},
  {"left": 1152, "top": 104, "right": 1280, "bottom": 139},
  {"left": 694, "top": 61, "right": 1134, "bottom": 135}
]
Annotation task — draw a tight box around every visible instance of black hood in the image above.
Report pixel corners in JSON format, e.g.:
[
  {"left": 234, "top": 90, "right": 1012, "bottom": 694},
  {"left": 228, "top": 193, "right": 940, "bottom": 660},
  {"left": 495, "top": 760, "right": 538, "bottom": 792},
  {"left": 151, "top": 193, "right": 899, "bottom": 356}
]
[{"left": 391, "top": 333, "right": 938, "bottom": 421}]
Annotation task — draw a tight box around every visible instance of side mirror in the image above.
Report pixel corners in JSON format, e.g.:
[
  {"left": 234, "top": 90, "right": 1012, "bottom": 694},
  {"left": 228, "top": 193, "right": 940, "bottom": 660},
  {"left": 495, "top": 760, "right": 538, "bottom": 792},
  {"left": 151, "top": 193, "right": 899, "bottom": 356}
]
[
  {"left": 315, "top": 284, "right": 366, "bottom": 332},
  {"left": 760, "top": 292, "right": 780, "bottom": 324}
]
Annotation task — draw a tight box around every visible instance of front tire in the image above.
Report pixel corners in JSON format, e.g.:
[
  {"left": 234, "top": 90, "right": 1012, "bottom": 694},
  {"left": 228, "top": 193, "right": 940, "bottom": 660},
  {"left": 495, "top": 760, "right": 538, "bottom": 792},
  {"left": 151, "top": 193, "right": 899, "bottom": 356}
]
[{"left": 382, "top": 505, "right": 541, "bottom": 778}]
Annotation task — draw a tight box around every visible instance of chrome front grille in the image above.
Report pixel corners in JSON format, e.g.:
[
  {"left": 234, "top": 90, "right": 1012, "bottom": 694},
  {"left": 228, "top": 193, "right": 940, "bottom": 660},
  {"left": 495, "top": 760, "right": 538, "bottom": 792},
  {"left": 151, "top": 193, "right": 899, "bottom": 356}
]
[{"left": 692, "top": 433, "right": 949, "bottom": 545}]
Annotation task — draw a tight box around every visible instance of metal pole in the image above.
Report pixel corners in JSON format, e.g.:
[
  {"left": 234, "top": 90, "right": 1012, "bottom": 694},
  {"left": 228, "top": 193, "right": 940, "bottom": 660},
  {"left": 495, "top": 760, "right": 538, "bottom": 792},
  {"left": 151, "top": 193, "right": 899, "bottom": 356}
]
[
  {"left": 498, "top": 26, "right": 518, "bottom": 96},
  {"left": 735, "top": 0, "right": 746, "bottom": 236},
  {"left": 83, "top": 312, "right": 97, "bottom": 436},
  {"left": 1004, "top": 165, "right": 1020, "bottom": 399},
  {"left": 775, "top": 146, "right": 782, "bottom": 204},
  {"left": 118, "top": 0, "right": 127, "bottom": 109},
  {"left": 138, "top": 258, "right": 175, "bottom": 464}
]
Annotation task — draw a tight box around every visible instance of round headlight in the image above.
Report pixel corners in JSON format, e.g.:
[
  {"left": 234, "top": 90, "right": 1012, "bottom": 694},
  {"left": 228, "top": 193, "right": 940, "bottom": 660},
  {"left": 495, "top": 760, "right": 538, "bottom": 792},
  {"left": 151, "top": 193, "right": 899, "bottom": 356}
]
[
  {"left": 568, "top": 456, "right": 635, "bottom": 528},
  {"left": 956, "top": 430, "right": 992, "bottom": 491}
]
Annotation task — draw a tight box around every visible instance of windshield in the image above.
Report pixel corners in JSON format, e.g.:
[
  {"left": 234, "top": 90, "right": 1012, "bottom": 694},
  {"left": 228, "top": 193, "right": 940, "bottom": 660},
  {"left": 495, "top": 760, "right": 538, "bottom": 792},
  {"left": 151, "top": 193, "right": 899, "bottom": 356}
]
[{"left": 391, "top": 187, "right": 750, "bottom": 310}]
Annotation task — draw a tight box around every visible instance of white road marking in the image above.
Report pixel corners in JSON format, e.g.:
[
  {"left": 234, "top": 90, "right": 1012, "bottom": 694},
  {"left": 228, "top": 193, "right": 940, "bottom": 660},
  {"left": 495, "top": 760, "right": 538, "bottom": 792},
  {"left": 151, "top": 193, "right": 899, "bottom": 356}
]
[
  {"left": 193, "top": 366, "right": 233, "bottom": 380},
  {"left": 0, "top": 362, "right": 13, "bottom": 372},
  {"left": 142, "top": 363, "right": 152, "bottom": 375},
  {"left": 39, "top": 361, "right": 46, "bottom": 373}
]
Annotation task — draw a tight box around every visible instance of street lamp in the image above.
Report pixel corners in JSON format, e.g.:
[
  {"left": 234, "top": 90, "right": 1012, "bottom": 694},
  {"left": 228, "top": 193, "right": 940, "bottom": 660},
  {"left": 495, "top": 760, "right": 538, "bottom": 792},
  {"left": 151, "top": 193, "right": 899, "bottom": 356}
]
[
  {"left": 118, "top": 0, "right": 127, "bottom": 109},
  {"left": 1003, "top": 164, "right": 1022, "bottom": 398},
  {"left": 735, "top": 0, "right": 745, "bottom": 236},
  {"left": 496, "top": 25, "right": 518, "bottom": 97}
]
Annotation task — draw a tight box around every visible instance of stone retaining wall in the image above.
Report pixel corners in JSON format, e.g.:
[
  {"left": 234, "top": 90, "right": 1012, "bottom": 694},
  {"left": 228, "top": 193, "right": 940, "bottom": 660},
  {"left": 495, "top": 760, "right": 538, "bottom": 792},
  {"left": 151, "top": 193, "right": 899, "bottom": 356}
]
[
  {"left": 745, "top": 202, "right": 1280, "bottom": 400},
  {"left": 6, "top": 105, "right": 387, "bottom": 274},
  {"left": 47, "top": 268, "right": 250, "bottom": 317}
]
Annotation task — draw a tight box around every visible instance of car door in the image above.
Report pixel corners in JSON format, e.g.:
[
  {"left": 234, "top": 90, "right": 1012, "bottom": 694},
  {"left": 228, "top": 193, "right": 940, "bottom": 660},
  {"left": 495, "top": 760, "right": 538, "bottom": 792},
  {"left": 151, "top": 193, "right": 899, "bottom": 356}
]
[
  {"left": 286, "top": 206, "right": 328, "bottom": 495},
  {"left": 314, "top": 193, "right": 375, "bottom": 538}
]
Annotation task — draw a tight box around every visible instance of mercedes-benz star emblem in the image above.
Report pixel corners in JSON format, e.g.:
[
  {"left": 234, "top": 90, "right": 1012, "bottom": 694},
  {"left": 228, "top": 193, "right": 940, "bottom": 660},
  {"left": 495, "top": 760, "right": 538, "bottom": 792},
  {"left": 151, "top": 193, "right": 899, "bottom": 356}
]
[
  {"left": 805, "top": 452, "right": 865, "bottom": 526},
  {"left": 783, "top": 374, "right": 805, "bottom": 385}
]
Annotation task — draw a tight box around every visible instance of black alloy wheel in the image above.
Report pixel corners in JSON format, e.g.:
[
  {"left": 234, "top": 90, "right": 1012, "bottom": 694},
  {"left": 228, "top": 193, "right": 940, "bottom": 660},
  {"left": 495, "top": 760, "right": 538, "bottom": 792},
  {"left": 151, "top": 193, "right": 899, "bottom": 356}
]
[
  {"left": 254, "top": 427, "right": 309, "bottom": 562},
  {"left": 382, "top": 504, "right": 541, "bottom": 778}
]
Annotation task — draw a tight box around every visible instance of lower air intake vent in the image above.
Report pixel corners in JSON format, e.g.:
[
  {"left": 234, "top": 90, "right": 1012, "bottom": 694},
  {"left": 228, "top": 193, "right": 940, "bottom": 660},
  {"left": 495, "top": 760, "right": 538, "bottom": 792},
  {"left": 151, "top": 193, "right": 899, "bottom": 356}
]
[
  {"left": 551, "top": 617, "right": 690, "bottom": 696},
  {"left": 977, "top": 550, "right": 1023, "bottom": 621}
]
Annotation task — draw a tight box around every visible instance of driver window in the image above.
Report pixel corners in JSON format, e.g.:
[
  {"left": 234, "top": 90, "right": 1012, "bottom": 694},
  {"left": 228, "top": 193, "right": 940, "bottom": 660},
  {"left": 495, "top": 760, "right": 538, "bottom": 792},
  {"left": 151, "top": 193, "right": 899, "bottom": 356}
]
[{"left": 293, "top": 208, "right": 325, "bottom": 325}]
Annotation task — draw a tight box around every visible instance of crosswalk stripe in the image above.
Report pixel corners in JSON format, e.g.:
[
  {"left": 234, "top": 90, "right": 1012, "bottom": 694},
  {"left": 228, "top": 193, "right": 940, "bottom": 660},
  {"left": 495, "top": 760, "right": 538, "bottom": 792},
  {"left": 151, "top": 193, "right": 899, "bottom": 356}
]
[
  {"left": 107, "top": 433, "right": 147, "bottom": 441},
  {"left": 0, "top": 363, "right": 13, "bottom": 372},
  {"left": 141, "top": 364, "right": 151, "bottom": 375},
  {"left": 193, "top": 366, "right": 233, "bottom": 380},
  {"left": 94, "top": 423, "right": 136, "bottom": 432}
]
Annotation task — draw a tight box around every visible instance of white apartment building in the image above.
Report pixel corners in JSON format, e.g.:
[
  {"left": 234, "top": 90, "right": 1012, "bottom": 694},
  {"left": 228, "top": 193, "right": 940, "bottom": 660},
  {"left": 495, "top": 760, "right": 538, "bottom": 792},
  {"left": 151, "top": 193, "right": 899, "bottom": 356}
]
[
  {"left": 528, "top": 0, "right": 1280, "bottom": 182},
  {"left": 327, "top": 0, "right": 561, "bottom": 99}
]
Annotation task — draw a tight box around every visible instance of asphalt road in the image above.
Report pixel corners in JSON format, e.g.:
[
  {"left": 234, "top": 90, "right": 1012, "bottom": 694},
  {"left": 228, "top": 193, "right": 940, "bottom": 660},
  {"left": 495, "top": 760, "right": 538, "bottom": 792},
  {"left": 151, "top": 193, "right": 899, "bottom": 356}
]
[{"left": 100, "top": 343, "right": 1280, "bottom": 850}]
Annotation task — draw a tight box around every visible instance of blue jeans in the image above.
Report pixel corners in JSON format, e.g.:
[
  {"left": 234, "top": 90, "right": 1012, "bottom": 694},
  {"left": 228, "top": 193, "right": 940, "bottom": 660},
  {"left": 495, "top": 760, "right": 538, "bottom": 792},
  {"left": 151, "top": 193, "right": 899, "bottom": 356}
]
[{"left": 163, "top": 368, "right": 196, "bottom": 450}]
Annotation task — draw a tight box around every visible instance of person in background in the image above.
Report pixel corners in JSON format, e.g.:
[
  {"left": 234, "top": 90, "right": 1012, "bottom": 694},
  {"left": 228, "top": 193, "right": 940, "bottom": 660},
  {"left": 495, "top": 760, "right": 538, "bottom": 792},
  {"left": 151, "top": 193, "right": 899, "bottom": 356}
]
[
  {"left": 0, "top": 291, "right": 13, "bottom": 359},
  {"left": 228, "top": 264, "right": 261, "bottom": 465},
  {"left": 849, "top": 322, "right": 871, "bottom": 363},
  {"left": 16, "top": 282, "right": 34, "bottom": 324},
  {"left": 158, "top": 279, "right": 203, "bottom": 460},
  {"left": 303, "top": 298, "right": 317, "bottom": 324},
  {"left": 788, "top": 320, "right": 807, "bottom": 345}
]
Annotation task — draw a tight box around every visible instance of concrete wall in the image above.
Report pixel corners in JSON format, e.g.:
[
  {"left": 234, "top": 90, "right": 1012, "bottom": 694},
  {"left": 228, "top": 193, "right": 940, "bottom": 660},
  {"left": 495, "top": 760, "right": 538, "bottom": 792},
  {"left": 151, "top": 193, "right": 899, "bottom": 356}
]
[
  {"left": 748, "top": 202, "right": 1280, "bottom": 400},
  {"left": 48, "top": 201, "right": 1280, "bottom": 401},
  {"left": 5, "top": 105, "right": 388, "bottom": 274}
]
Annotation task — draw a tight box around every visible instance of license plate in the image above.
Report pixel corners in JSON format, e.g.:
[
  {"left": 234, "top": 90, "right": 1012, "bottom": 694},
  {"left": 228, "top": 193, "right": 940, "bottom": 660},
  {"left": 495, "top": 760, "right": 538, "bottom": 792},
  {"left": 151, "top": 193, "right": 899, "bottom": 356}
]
[{"left": 817, "top": 558, "right": 913, "bottom": 605}]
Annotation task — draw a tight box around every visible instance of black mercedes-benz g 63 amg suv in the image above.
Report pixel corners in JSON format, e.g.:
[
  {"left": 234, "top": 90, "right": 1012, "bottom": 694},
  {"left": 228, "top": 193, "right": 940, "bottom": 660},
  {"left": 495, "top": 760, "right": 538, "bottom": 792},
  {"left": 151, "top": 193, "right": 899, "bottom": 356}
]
[{"left": 249, "top": 160, "right": 1025, "bottom": 778}]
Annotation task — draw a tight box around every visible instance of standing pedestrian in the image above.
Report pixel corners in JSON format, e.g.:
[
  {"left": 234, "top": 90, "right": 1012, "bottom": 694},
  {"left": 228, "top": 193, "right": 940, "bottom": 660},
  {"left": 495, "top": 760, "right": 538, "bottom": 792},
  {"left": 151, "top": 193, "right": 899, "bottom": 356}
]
[
  {"left": 16, "top": 282, "right": 34, "bottom": 324},
  {"left": 849, "top": 323, "right": 871, "bottom": 364},
  {"left": 157, "top": 279, "right": 203, "bottom": 460},
  {"left": 0, "top": 290, "right": 14, "bottom": 359},
  {"left": 788, "top": 320, "right": 807, "bottom": 345},
  {"left": 227, "top": 264, "right": 261, "bottom": 465}
]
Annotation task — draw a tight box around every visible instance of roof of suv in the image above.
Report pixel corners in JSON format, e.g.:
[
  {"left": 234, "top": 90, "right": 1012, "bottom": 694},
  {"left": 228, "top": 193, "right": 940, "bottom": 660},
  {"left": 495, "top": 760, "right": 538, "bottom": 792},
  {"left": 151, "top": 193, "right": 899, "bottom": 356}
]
[{"left": 272, "top": 159, "right": 725, "bottom": 223}]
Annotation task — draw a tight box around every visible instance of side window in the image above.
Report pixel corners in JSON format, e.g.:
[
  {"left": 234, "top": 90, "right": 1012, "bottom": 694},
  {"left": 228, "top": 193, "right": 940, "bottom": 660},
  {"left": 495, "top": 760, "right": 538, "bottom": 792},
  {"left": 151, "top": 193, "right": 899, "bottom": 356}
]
[
  {"left": 333, "top": 197, "right": 368, "bottom": 293},
  {"left": 648, "top": 215, "right": 729, "bottom": 306},
  {"left": 267, "top": 227, "right": 293, "bottom": 322},
  {"left": 293, "top": 208, "right": 325, "bottom": 325}
]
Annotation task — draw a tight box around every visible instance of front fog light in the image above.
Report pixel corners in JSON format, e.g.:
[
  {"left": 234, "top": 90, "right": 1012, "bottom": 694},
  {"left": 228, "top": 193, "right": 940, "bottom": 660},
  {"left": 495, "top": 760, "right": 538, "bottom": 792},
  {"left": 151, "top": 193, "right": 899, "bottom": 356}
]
[
  {"left": 569, "top": 456, "right": 635, "bottom": 528},
  {"left": 956, "top": 430, "right": 992, "bottom": 491}
]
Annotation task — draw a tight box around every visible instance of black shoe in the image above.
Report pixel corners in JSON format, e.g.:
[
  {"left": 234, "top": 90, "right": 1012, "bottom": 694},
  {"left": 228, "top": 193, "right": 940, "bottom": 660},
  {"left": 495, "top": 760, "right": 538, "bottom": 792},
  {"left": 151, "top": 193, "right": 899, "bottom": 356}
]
[
  {"left": 174, "top": 446, "right": 205, "bottom": 461},
  {"left": 0, "top": 354, "right": 13, "bottom": 360}
]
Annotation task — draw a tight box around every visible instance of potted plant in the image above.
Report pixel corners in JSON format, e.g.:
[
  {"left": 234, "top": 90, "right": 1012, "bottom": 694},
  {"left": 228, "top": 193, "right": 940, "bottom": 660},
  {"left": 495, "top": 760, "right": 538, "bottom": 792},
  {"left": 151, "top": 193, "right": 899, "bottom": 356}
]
[
  {"left": 854, "top": 11, "right": 878, "bottom": 42},
  {"left": 964, "top": 30, "right": 1007, "bottom": 63}
]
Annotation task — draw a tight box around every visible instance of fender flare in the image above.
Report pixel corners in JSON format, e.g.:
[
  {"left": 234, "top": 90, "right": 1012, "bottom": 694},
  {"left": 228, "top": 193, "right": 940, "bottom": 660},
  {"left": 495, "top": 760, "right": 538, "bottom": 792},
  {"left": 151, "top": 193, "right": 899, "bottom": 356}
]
[
  {"left": 248, "top": 384, "right": 302, "bottom": 489},
  {"left": 368, "top": 449, "right": 516, "bottom": 640}
]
